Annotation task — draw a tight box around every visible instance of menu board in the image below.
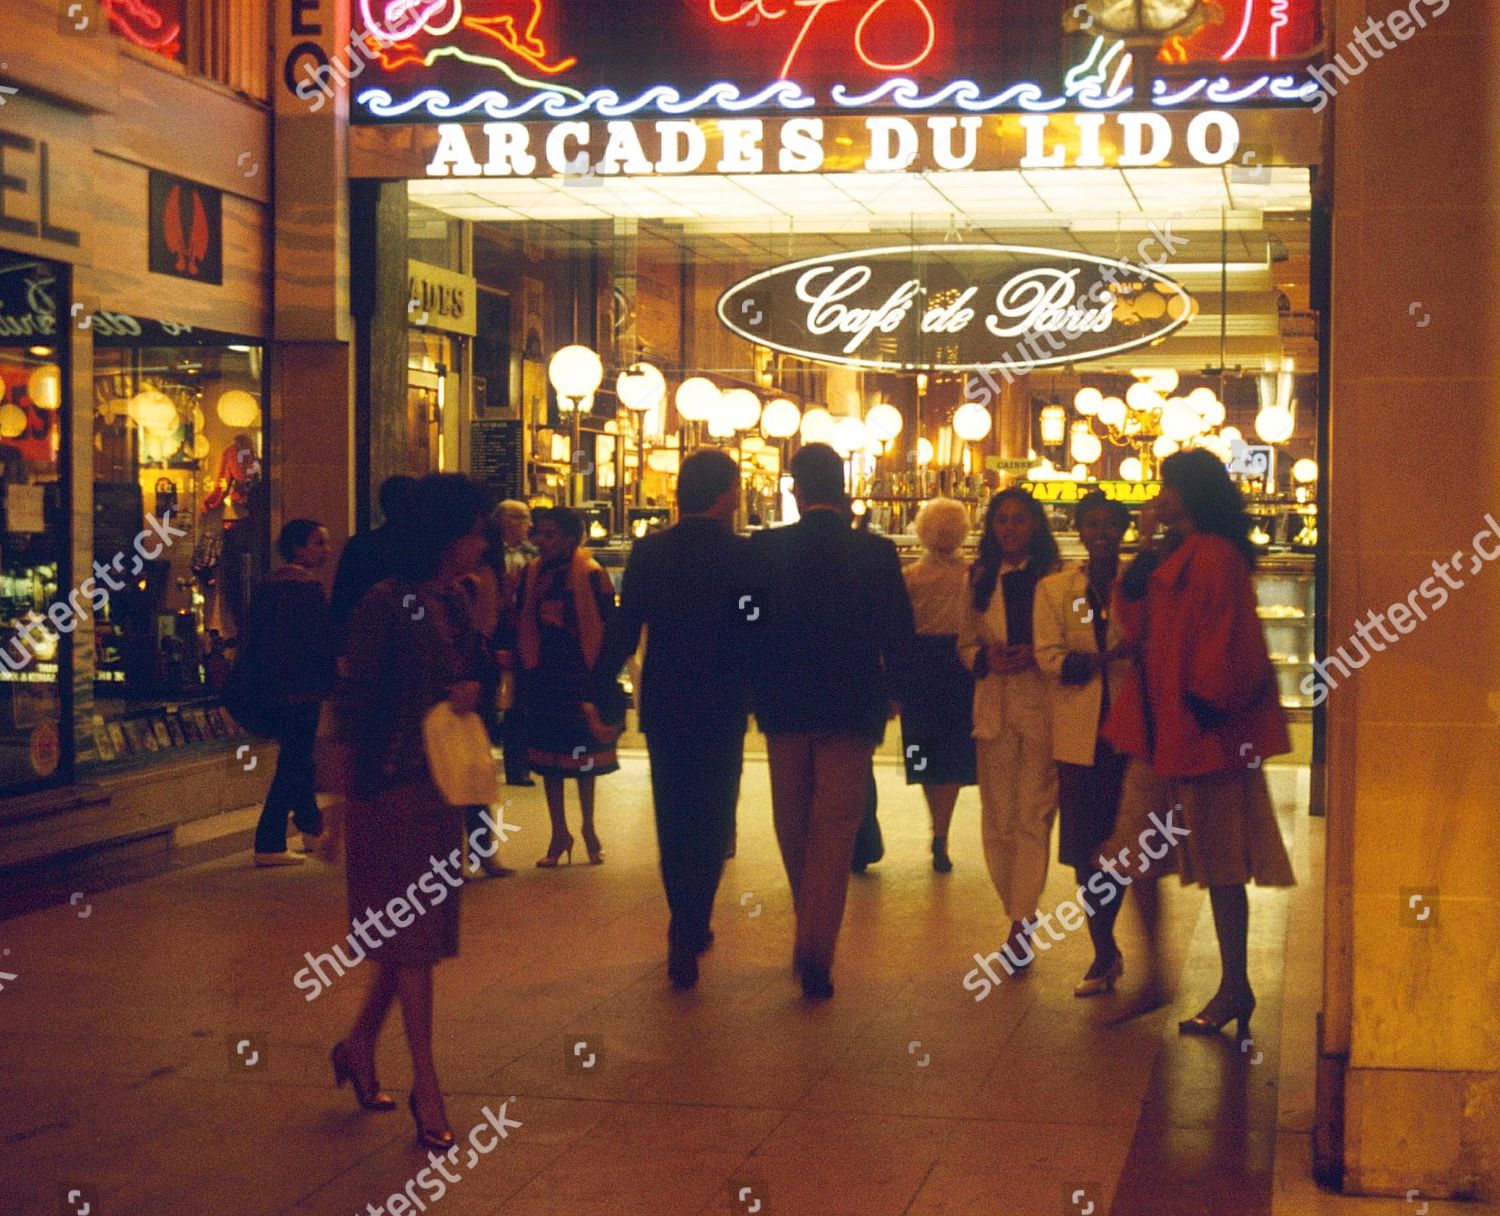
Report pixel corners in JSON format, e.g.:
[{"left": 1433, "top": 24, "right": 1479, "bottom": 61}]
[{"left": 470, "top": 420, "right": 524, "bottom": 502}]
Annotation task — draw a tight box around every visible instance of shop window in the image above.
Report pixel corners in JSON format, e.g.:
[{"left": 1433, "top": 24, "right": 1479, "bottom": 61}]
[
  {"left": 0, "top": 256, "right": 70, "bottom": 794},
  {"left": 87, "top": 322, "right": 265, "bottom": 767}
]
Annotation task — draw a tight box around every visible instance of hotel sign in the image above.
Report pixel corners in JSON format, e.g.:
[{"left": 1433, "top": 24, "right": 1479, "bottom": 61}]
[{"left": 716, "top": 245, "right": 1194, "bottom": 373}]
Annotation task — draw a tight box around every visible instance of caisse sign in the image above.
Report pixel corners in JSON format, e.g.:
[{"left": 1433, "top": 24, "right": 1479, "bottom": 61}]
[{"left": 716, "top": 245, "right": 1194, "bottom": 373}]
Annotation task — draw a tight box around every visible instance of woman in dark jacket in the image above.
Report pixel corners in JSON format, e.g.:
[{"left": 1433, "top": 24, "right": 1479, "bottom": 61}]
[
  {"left": 250, "top": 519, "right": 335, "bottom": 866},
  {"left": 517, "top": 506, "right": 619, "bottom": 867},
  {"left": 328, "top": 474, "right": 492, "bottom": 1151}
]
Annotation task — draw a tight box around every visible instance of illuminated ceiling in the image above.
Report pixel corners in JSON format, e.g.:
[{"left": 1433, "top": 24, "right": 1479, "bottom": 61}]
[{"left": 411, "top": 165, "right": 1311, "bottom": 231}]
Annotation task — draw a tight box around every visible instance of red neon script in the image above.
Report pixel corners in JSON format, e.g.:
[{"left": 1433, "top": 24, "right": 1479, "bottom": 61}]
[{"left": 710, "top": 0, "right": 937, "bottom": 82}]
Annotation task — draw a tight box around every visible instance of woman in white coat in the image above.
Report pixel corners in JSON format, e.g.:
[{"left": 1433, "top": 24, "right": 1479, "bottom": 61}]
[
  {"left": 960, "top": 489, "right": 1060, "bottom": 970},
  {"left": 1033, "top": 491, "right": 1135, "bottom": 996}
]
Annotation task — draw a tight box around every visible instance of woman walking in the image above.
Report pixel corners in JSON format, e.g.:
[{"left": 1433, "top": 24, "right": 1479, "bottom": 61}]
[
  {"left": 899, "top": 498, "right": 976, "bottom": 873},
  {"left": 250, "top": 519, "right": 335, "bottom": 866},
  {"left": 960, "top": 489, "right": 1061, "bottom": 970},
  {"left": 1101, "top": 449, "right": 1295, "bottom": 1038},
  {"left": 327, "top": 473, "right": 493, "bottom": 1150},
  {"left": 1033, "top": 491, "right": 1134, "bottom": 995},
  {"left": 517, "top": 506, "right": 619, "bottom": 867}
]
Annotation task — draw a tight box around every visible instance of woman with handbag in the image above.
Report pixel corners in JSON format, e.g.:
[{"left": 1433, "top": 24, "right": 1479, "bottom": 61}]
[
  {"left": 326, "top": 473, "right": 492, "bottom": 1151},
  {"left": 247, "top": 519, "right": 335, "bottom": 866},
  {"left": 516, "top": 506, "right": 620, "bottom": 867}
]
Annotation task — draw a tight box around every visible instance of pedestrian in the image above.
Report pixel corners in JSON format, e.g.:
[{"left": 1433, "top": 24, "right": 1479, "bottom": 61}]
[
  {"left": 249, "top": 519, "right": 335, "bottom": 866},
  {"left": 328, "top": 475, "right": 416, "bottom": 646},
  {"left": 489, "top": 499, "right": 536, "bottom": 787},
  {"left": 593, "top": 449, "right": 750, "bottom": 989},
  {"left": 747, "top": 443, "right": 916, "bottom": 1000},
  {"left": 454, "top": 552, "right": 514, "bottom": 881},
  {"left": 1033, "top": 491, "right": 1134, "bottom": 995},
  {"left": 960, "top": 488, "right": 1061, "bottom": 972},
  {"left": 517, "top": 506, "right": 619, "bottom": 867},
  {"left": 1100, "top": 450, "right": 1295, "bottom": 1038},
  {"left": 327, "top": 473, "right": 494, "bottom": 1152},
  {"left": 899, "top": 497, "right": 977, "bottom": 874}
]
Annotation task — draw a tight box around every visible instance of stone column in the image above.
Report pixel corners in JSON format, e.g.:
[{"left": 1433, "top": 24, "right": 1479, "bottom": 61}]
[{"left": 1317, "top": 0, "right": 1499, "bottom": 1197}]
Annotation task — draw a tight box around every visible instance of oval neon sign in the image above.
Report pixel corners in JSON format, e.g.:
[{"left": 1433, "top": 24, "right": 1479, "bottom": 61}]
[{"left": 716, "top": 244, "right": 1195, "bottom": 373}]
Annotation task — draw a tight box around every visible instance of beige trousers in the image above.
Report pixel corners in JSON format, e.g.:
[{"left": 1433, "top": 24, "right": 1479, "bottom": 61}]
[
  {"left": 976, "top": 726, "right": 1059, "bottom": 921},
  {"left": 766, "top": 731, "right": 875, "bottom": 972}
]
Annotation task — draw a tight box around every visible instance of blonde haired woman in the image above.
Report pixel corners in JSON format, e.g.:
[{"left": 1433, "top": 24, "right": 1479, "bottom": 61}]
[{"left": 899, "top": 498, "right": 976, "bottom": 872}]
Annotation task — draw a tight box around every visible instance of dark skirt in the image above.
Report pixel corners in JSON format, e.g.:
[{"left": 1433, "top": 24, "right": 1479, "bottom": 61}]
[
  {"left": 1057, "top": 737, "right": 1129, "bottom": 869},
  {"left": 899, "top": 633, "right": 976, "bottom": 786},
  {"left": 521, "top": 666, "right": 620, "bottom": 779},
  {"left": 344, "top": 779, "right": 464, "bottom": 966}
]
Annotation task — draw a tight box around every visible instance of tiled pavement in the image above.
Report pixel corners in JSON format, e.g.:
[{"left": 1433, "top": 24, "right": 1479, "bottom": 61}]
[{"left": 0, "top": 758, "right": 1483, "bottom": 1216}]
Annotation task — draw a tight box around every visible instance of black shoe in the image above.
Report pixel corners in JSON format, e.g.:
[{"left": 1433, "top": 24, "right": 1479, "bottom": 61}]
[
  {"left": 668, "top": 948, "right": 698, "bottom": 990},
  {"left": 931, "top": 836, "right": 953, "bottom": 874},
  {"left": 800, "top": 966, "right": 834, "bottom": 1001},
  {"left": 506, "top": 777, "right": 536, "bottom": 787}
]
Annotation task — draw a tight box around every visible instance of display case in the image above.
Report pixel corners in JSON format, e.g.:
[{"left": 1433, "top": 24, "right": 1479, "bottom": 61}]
[{"left": 1253, "top": 552, "right": 1316, "bottom": 715}]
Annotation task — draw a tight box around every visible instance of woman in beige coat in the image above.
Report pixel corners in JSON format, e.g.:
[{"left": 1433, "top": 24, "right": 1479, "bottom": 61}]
[
  {"left": 959, "top": 489, "right": 1060, "bottom": 971},
  {"left": 1033, "top": 491, "right": 1135, "bottom": 996}
]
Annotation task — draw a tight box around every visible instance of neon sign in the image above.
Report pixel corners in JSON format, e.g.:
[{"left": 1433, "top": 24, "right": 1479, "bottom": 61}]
[
  {"left": 715, "top": 245, "right": 1195, "bottom": 374},
  {"left": 709, "top": 0, "right": 938, "bottom": 81},
  {"left": 350, "top": 0, "right": 1322, "bottom": 123},
  {"left": 104, "top": 0, "right": 182, "bottom": 58},
  {"left": 358, "top": 1, "right": 576, "bottom": 74}
]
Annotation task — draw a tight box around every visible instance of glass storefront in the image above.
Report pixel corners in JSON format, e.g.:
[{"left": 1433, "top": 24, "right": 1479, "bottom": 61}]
[
  {"left": 84, "top": 320, "right": 266, "bottom": 768},
  {"left": 414, "top": 160, "right": 1323, "bottom": 717},
  {"left": 0, "top": 255, "right": 70, "bottom": 793}
]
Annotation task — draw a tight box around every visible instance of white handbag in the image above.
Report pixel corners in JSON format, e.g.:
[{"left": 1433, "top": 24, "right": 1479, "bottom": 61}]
[{"left": 421, "top": 701, "right": 501, "bottom": 807}]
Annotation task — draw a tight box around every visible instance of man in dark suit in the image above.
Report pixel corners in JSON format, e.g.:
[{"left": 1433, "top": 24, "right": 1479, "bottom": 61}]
[
  {"left": 747, "top": 443, "right": 916, "bottom": 999},
  {"left": 328, "top": 474, "right": 416, "bottom": 647},
  {"left": 594, "top": 449, "right": 750, "bottom": 989}
]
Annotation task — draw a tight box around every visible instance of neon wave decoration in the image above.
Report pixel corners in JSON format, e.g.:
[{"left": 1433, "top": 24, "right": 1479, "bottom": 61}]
[
  {"left": 358, "top": 72, "right": 1323, "bottom": 120},
  {"left": 359, "top": 79, "right": 814, "bottom": 120},
  {"left": 830, "top": 79, "right": 1066, "bottom": 112}
]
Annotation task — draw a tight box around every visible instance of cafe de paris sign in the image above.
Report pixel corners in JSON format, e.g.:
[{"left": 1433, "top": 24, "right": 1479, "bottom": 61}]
[{"left": 716, "top": 245, "right": 1194, "bottom": 373}]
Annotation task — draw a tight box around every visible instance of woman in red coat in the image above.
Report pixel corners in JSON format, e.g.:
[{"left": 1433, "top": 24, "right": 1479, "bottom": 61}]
[{"left": 1101, "top": 449, "right": 1294, "bottom": 1041}]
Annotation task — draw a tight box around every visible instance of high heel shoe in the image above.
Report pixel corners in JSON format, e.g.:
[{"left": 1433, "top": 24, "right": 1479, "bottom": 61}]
[
  {"left": 330, "top": 1042, "right": 395, "bottom": 1111},
  {"left": 1178, "top": 992, "right": 1256, "bottom": 1040},
  {"left": 408, "top": 1092, "right": 455, "bottom": 1152},
  {"left": 536, "top": 835, "right": 574, "bottom": 868},
  {"left": 582, "top": 832, "right": 604, "bottom": 865},
  {"left": 1073, "top": 954, "right": 1124, "bottom": 998}
]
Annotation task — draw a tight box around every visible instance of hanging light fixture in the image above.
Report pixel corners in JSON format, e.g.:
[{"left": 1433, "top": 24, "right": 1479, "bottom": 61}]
[
  {"left": 1074, "top": 386, "right": 1103, "bottom": 416},
  {"left": 216, "top": 389, "right": 260, "bottom": 428},
  {"left": 675, "top": 376, "right": 721, "bottom": 422},
  {"left": 760, "top": 398, "right": 801, "bottom": 439},
  {"left": 1070, "top": 420, "right": 1103, "bottom": 465},
  {"left": 27, "top": 364, "right": 61, "bottom": 411},
  {"left": 616, "top": 362, "right": 666, "bottom": 414},
  {"left": 832, "top": 414, "right": 869, "bottom": 456},
  {"left": 1039, "top": 404, "right": 1067, "bottom": 446},
  {"left": 1255, "top": 405, "right": 1296, "bottom": 443},
  {"left": 548, "top": 345, "right": 604, "bottom": 408},
  {"left": 799, "top": 407, "right": 836, "bottom": 445},
  {"left": 952, "top": 403, "right": 992, "bottom": 442},
  {"left": 865, "top": 402, "right": 904, "bottom": 444},
  {"left": 722, "top": 387, "right": 762, "bottom": 432}
]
